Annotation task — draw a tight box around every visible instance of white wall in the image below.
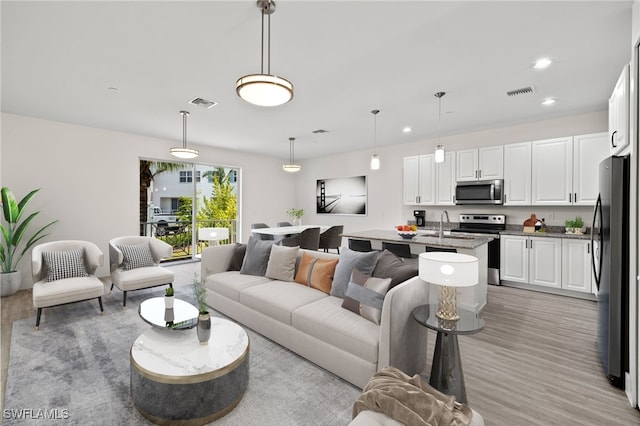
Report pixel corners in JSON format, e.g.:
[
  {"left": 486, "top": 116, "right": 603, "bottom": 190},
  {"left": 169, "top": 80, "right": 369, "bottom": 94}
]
[
  {"left": 299, "top": 110, "right": 608, "bottom": 231},
  {"left": 1, "top": 113, "right": 296, "bottom": 286}
]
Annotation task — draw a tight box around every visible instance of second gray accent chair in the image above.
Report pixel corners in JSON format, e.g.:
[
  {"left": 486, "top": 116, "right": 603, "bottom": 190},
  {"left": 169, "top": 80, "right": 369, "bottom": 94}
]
[
  {"left": 251, "top": 222, "right": 274, "bottom": 241},
  {"left": 281, "top": 227, "right": 320, "bottom": 251},
  {"left": 319, "top": 225, "right": 344, "bottom": 254},
  {"left": 109, "top": 236, "right": 174, "bottom": 307}
]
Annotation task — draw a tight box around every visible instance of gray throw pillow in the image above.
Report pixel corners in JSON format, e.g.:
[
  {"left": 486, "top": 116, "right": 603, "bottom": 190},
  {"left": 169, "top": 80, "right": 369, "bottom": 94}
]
[
  {"left": 342, "top": 268, "right": 392, "bottom": 325},
  {"left": 42, "top": 248, "right": 89, "bottom": 282},
  {"left": 118, "top": 243, "right": 155, "bottom": 270},
  {"left": 330, "top": 247, "right": 379, "bottom": 298},
  {"left": 265, "top": 244, "right": 298, "bottom": 281},
  {"left": 240, "top": 236, "right": 275, "bottom": 276},
  {"left": 227, "top": 243, "right": 247, "bottom": 271},
  {"left": 372, "top": 250, "right": 419, "bottom": 289}
]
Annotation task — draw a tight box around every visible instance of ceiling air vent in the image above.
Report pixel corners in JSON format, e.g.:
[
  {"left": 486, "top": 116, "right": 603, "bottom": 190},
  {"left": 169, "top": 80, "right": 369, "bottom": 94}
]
[
  {"left": 506, "top": 86, "right": 535, "bottom": 97},
  {"left": 189, "top": 97, "right": 218, "bottom": 109},
  {"left": 312, "top": 129, "right": 329, "bottom": 134}
]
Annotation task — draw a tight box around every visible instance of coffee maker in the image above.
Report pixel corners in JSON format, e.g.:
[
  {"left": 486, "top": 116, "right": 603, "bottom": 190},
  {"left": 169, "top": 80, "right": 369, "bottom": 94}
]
[{"left": 413, "top": 210, "right": 426, "bottom": 227}]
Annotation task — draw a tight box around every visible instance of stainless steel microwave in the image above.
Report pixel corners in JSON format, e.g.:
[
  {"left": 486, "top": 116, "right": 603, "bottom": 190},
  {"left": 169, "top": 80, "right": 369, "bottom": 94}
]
[{"left": 455, "top": 179, "right": 504, "bottom": 205}]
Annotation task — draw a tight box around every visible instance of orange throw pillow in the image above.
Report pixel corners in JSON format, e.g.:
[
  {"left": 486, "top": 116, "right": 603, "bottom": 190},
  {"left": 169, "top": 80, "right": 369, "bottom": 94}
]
[{"left": 295, "top": 252, "right": 339, "bottom": 294}]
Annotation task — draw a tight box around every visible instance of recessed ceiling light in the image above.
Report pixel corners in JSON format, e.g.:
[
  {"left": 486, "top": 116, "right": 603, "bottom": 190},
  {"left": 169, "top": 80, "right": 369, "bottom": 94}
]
[
  {"left": 532, "top": 58, "right": 553, "bottom": 69},
  {"left": 541, "top": 98, "right": 557, "bottom": 105},
  {"left": 402, "top": 126, "right": 412, "bottom": 133}
]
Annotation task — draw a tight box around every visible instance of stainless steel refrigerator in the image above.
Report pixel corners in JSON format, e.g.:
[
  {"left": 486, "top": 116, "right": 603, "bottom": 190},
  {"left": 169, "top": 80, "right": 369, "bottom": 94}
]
[{"left": 591, "top": 155, "right": 629, "bottom": 388}]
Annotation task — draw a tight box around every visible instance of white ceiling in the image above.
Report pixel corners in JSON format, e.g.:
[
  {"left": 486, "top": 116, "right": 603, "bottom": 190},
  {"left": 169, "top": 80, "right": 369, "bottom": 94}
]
[{"left": 1, "top": 1, "right": 633, "bottom": 161}]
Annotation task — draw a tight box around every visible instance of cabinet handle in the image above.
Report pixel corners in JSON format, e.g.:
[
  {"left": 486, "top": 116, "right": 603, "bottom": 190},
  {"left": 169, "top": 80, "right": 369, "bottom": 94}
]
[
  {"left": 569, "top": 192, "right": 571, "bottom": 202},
  {"left": 587, "top": 244, "right": 590, "bottom": 254},
  {"left": 611, "top": 130, "right": 618, "bottom": 148},
  {"left": 474, "top": 170, "right": 478, "bottom": 179},
  {"left": 530, "top": 240, "right": 533, "bottom": 249},
  {"left": 478, "top": 170, "right": 482, "bottom": 179},
  {"left": 574, "top": 193, "right": 577, "bottom": 203}
]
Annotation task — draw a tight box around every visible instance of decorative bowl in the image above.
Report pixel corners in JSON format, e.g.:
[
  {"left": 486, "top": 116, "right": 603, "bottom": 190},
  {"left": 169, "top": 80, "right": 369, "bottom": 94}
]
[{"left": 396, "top": 230, "right": 418, "bottom": 240}]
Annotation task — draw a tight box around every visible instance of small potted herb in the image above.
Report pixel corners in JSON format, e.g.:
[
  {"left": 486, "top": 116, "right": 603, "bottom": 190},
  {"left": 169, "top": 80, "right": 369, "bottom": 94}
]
[
  {"left": 565, "top": 216, "right": 584, "bottom": 234},
  {"left": 164, "top": 286, "right": 174, "bottom": 309}
]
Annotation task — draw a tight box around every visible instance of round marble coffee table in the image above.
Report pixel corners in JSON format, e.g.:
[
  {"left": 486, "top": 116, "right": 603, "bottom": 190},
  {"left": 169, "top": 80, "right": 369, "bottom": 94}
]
[{"left": 130, "top": 317, "right": 250, "bottom": 424}]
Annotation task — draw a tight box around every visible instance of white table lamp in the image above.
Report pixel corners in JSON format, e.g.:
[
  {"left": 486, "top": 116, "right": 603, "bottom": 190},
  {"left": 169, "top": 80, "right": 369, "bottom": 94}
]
[{"left": 419, "top": 252, "right": 479, "bottom": 320}]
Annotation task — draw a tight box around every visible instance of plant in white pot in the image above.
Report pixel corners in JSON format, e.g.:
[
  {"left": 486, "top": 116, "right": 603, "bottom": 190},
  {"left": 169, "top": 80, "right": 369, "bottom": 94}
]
[
  {"left": 164, "top": 286, "right": 175, "bottom": 308},
  {"left": 1, "top": 187, "right": 57, "bottom": 297},
  {"left": 287, "top": 208, "right": 304, "bottom": 226}
]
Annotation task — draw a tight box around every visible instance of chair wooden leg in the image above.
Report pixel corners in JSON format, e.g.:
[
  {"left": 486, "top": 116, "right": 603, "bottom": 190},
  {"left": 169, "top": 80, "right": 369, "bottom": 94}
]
[
  {"left": 110, "top": 283, "right": 114, "bottom": 293},
  {"left": 122, "top": 291, "right": 127, "bottom": 308},
  {"left": 98, "top": 296, "right": 104, "bottom": 313},
  {"left": 35, "top": 308, "right": 42, "bottom": 331},
  {"left": 337, "top": 247, "right": 340, "bottom": 254}
]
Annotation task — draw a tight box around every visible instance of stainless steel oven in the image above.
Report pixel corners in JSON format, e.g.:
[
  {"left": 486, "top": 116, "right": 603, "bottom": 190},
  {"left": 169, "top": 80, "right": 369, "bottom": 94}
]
[{"left": 450, "top": 214, "right": 506, "bottom": 285}]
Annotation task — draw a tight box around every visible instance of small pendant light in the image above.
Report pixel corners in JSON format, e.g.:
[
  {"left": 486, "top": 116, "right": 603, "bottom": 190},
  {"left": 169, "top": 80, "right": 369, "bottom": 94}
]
[
  {"left": 370, "top": 109, "right": 381, "bottom": 170},
  {"left": 434, "top": 92, "right": 446, "bottom": 163},
  {"left": 283, "top": 137, "right": 301, "bottom": 172},
  {"left": 170, "top": 111, "right": 199, "bottom": 159}
]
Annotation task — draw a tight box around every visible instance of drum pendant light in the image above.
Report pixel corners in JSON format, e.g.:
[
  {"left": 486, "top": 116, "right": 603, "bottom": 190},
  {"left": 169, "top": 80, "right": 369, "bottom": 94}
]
[
  {"left": 236, "top": 0, "right": 294, "bottom": 107},
  {"left": 283, "top": 137, "right": 301, "bottom": 172},
  {"left": 170, "top": 111, "right": 199, "bottom": 159}
]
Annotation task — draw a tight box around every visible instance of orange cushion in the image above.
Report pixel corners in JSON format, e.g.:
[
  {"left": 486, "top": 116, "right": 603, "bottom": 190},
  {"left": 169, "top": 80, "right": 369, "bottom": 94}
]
[{"left": 295, "top": 252, "right": 339, "bottom": 294}]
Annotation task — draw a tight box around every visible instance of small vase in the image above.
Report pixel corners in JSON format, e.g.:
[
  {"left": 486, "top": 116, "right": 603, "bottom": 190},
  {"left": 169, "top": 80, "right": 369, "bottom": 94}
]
[
  {"left": 197, "top": 312, "right": 211, "bottom": 344},
  {"left": 293, "top": 218, "right": 302, "bottom": 227},
  {"left": 1, "top": 271, "right": 21, "bottom": 297},
  {"left": 165, "top": 295, "right": 174, "bottom": 309}
]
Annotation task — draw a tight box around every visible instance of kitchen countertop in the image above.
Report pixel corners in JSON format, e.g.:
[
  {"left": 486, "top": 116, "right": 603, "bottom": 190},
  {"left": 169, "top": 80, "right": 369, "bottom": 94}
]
[
  {"left": 341, "top": 229, "right": 493, "bottom": 250},
  {"left": 499, "top": 230, "right": 592, "bottom": 240}
]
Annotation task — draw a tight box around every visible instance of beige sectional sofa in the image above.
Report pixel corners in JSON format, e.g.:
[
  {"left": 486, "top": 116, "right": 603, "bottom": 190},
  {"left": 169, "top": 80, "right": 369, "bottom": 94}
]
[{"left": 200, "top": 244, "right": 429, "bottom": 389}]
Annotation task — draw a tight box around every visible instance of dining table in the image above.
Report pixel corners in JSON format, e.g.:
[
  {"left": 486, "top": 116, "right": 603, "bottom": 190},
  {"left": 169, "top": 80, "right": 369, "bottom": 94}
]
[{"left": 250, "top": 225, "right": 330, "bottom": 236}]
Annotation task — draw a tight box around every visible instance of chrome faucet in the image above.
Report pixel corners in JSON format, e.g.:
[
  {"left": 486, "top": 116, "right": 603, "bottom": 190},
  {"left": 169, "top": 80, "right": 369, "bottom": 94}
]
[{"left": 439, "top": 210, "right": 450, "bottom": 240}]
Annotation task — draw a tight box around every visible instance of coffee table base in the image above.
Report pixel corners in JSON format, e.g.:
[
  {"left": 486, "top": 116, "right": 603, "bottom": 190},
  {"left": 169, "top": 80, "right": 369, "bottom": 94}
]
[{"left": 131, "top": 353, "right": 249, "bottom": 425}]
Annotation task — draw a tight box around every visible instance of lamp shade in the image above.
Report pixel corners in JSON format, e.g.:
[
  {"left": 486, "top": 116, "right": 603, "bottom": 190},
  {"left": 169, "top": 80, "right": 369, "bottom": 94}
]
[
  {"left": 419, "top": 252, "right": 478, "bottom": 287},
  {"left": 370, "top": 154, "right": 381, "bottom": 170},
  {"left": 236, "top": 74, "right": 294, "bottom": 107},
  {"left": 435, "top": 145, "right": 445, "bottom": 163}
]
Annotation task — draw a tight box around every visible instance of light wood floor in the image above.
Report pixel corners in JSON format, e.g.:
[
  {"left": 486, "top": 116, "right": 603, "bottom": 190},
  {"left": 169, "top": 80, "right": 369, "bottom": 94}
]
[{"left": 2, "top": 263, "right": 640, "bottom": 425}]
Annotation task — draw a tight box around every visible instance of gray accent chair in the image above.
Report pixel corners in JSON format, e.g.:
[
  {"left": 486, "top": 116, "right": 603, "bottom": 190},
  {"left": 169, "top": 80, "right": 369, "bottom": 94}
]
[
  {"left": 276, "top": 221, "right": 292, "bottom": 227},
  {"left": 281, "top": 227, "right": 320, "bottom": 250},
  {"left": 319, "top": 225, "right": 344, "bottom": 254},
  {"left": 109, "top": 236, "right": 174, "bottom": 307},
  {"left": 348, "top": 238, "right": 373, "bottom": 252},
  {"left": 31, "top": 240, "right": 105, "bottom": 330}
]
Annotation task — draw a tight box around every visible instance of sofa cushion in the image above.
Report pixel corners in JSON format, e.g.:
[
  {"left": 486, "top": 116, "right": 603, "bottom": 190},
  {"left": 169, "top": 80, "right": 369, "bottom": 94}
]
[
  {"left": 372, "top": 250, "right": 419, "bottom": 289},
  {"left": 342, "top": 269, "right": 392, "bottom": 325},
  {"left": 239, "top": 281, "right": 327, "bottom": 325},
  {"left": 292, "top": 296, "right": 380, "bottom": 363},
  {"left": 227, "top": 243, "right": 247, "bottom": 271},
  {"left": 295, "top": 252, "right": 339, "bottom": 294},
  {"left": 42, "top": 248, "right": 89, "bottom": 282},
  {"left": 118, "top": 243, "right": 156, "bottom": 270},
  {"left": 240, "top": 236, "right": 275, "bottom": 276},
  {"left": 331, "top": 247, "right": 379, "bottom": 298},
  {"left": 204, "top": 271, "right": 271, "bottom": 302},
  {"left": 265, "top": 244, "right": 298, "bottom": 282}
]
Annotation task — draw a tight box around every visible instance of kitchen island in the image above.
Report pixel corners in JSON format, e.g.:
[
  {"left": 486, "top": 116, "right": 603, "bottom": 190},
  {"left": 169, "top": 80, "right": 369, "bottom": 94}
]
[{"left": 341, "top": 230, "right": 492, "bottom": 312}]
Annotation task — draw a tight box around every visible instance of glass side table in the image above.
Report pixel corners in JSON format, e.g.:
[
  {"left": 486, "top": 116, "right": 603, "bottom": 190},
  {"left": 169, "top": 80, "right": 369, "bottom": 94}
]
[
  {"left": 412, "top": 304, "right": 485, "bottom": 404},
  {"left": 138, "top": 297, "right": 199, "bottom": 329}
]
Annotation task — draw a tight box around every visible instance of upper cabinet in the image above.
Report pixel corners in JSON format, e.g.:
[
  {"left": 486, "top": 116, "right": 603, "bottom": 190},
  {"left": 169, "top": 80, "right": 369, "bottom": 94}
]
[
  {"left": 403, "top": 152, "right": 455, "bottom": 205},
  {"left": 455, "top": 145, "right": 503, "bottom": 182},
  {"left": 608, "top": 64, "right": 630, "bottom": 155},
  {"left": 503, "top": 141, "right": 532, "bottom": 205},
  {"left": 531, "top": 133, "right": 608, "bottom": 206},
  {"left": 531, "top": 137, "right": 573, "bottom": 205}
]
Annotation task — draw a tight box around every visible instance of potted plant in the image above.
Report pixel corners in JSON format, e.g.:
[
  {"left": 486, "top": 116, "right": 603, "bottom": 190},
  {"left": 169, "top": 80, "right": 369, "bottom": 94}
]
[
  {"left": 564, "top": 216, "right": 584, "bottom": 234},
  {"left": 287, "top": 208, "right": 304, "bottom": 226},
  {"left": 1, "top": 187, "right": 57, "bottom": 297},
  {"left": 164, "top": 286, "right": 174, "bottom": 309},
  {"left": 193, "top": 274, "right": 211, "bottom": 344}
]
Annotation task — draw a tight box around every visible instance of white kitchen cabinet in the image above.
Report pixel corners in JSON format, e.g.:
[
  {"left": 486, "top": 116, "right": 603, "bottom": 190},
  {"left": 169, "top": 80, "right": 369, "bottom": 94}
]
[
  {"left": 403, "top": 154, "right": 435, "bottom": 205},
  {"left": 500, "top": 235, "right": 562, "bottom": 289},
  {"left": 531, "top": 137, "right": 573, "bottom": 205},
  {"left": 455, "top": 145, "right": 503, "bottom": 182},
  {"left": 561, "top": 239, "right": 592, "bottom": 293},
  {"left": 572, "top": 132, "right": 609, "bottom": 205},
  {"left": 435, "top": 151, "right": 456, "bottom": 205},
  {"left": 503, "top": 141, "right": 532, "bottom": 205},
  {"left": 608, "top": 63, "right": 630, "bottom": 155}
]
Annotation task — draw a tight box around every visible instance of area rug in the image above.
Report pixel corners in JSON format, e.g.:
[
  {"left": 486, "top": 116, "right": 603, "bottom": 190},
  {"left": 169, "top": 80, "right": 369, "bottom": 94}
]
[{"left": 3, "top": 283, "right": 360, "bottom": 425}]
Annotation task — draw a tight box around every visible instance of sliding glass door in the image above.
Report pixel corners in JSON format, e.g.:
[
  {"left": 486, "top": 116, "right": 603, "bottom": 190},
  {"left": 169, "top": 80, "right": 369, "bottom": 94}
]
[{"left": 140, "top": 159, "right": 239, "bottom": 263}]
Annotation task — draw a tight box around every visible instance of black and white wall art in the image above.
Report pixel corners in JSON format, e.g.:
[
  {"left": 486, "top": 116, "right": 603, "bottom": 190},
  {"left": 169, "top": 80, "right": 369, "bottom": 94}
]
[{"left": 316, "top": 176, "right": 367, "bottom": 215}]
